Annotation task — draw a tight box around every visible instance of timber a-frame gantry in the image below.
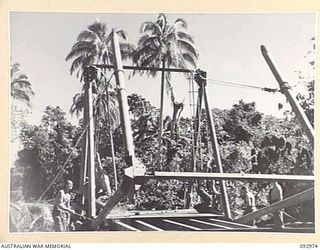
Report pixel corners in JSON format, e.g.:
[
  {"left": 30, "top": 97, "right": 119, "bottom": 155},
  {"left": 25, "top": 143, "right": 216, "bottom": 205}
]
[{"left": 79, "top": 31, "right": 315, "bottom": 231}]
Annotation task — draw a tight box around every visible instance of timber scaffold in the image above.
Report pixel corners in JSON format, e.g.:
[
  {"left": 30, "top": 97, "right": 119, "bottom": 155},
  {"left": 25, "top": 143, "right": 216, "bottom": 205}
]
[{"left": 77, "top": 31, "right": 315, "bottom": 232}]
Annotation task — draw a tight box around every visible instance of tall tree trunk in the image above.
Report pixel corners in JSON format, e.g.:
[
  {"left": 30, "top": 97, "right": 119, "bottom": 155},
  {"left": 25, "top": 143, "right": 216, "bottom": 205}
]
[
  {"left": 157, "top": 59, "right": 166, "bottom": 170},
  {"left": 171, "top": 102, "right": 184, "bottom": 138}
]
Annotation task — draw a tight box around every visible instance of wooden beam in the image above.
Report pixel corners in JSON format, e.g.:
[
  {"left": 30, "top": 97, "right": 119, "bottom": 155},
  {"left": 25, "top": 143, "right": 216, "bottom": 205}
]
[
  {"left": 91, "top": 31, "right": 145, "bottom": 229},
  {"left": 91, "top": 177, "right": 134, "bottom": 229},
  {"left": 261, "top": 45, "right": 314, "bottom": 146},
  {"left": 236, "top": 187, "right": 314, "bottom": 224},
  {"left": 93, "top": 64, "right": 193, "bottom": 73},
  {"left": 203, "top": 76, "right": 232, "bottom": 220},
  {"left": 84, "top": 68, "right": 96, "bottom": 217},
  {"left": 135, "top": 171, "right": 314, "bottom": 182}
]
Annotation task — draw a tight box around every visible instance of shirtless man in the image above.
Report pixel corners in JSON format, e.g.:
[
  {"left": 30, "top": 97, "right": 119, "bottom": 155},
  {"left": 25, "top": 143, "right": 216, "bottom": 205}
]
[{"left": 52, "top": 180, "right": 75, "bottom": 232}]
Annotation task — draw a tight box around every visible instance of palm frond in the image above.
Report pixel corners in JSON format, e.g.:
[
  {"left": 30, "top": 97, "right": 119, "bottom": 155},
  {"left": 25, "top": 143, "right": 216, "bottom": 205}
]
[
  {"left": 10, "top": 63, "right": 21, "bottom": 78},
  {"left": 182, "top": 52, "right": 198, "bottom": 69},
  {"left": 156, "top": 13, "right": 167, "bottom": 31},
  {"left": 11, "top": 89, "right": 32, "bottom": 107},
  {"left": 177, "top": 31, "right": 195, "bottom": 44},
  {"left": 66, "top": 41, "right": 95, "bottom": 61},
  {"left": 138, "top": 35, "right": 160, "bottom": 48},
  {"left": 140, "top": 21, "right": 157, "bottom": 33},
  {"left": 116, "top": 30, "right": 129, "bottom": 40},
  {"left": 177, "top": 39, "right": 199, "bottom": 59},
  {"left": 77, "top": 29, "right": 97, "bottom": 42},
  {"left": 119, "top": 43, "right": 136, "bottom": 59},
  {"left": 70, "top": 93, "right": 84, "bottom": 117},
  {"left": 174, "top": 18, "right": 188, "bottom": 29},
  {"left": 87, "top": 21, "right": 107, "bottom": 36}
]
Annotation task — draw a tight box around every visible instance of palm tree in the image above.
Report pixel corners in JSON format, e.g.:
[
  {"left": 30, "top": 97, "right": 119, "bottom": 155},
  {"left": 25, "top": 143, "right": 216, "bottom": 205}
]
[
  {"left": 66, "top": 20, "right": 134, "bottom": 190},
  {"left": 133, "top": 13, "right": 199, "bottom": 169},
  {"left": 66, "top": 20, "right": 135, "bottom": 78},
  {"left": 11, "top": 63, "right": 34, "bottom": 107},
  {"left": 11, "top": 63, "right": 34, "bottom": 142},
  {"left": 70, "top": 86, "right": 120, "bottom": 189}
]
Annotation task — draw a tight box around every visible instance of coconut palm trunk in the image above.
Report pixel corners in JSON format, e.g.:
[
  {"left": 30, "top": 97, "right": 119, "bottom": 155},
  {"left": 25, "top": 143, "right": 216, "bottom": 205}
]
[{"left": 170, "top": 97, "right": 184, "bottom": 139}]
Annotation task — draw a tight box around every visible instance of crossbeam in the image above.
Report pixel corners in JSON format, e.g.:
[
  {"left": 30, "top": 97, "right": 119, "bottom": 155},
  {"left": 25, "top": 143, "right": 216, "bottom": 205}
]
[
  {"left": 236, "top": 187, "right": 314, "bottom": 224},
  {"left": 93, "top": 64, "right": 193, "bottom": 73},
  {"left": 135, "top": 172, "right": 314, "bottom": 183}
]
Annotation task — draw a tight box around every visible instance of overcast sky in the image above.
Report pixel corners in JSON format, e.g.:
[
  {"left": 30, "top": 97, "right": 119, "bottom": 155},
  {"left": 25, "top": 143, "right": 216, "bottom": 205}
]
[{"left": 10, "top": 12, "right": 316, "bottom": 125}]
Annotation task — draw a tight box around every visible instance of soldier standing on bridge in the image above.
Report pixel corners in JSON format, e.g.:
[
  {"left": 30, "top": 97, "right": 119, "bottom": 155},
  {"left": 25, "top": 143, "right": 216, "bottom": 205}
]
[
  {"left": 269, "top": 181, "right": 285, "bottom": 229},
  {"left": 241, "top": 186, "right": 257, "bottom": 227}
]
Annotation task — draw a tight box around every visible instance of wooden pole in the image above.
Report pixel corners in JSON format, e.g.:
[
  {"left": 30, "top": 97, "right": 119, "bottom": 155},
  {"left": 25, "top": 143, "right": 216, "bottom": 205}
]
[
  {"left": 109, "top": 130, "right": 118, "bottom": 190},
  {"left": 79, "top": 127, "right": 88, "bottom": 212},
  {"left": 84, "top": 67, "right": 96, "bottom": 217},
  {"left": 185, "top": 82, "right": 203, "bottom": 208},
  {"left": 202, "top": 71, "right": 232, "bottom": 220},
  {"left": 91, "top": 31, "right": 137, "bottom": 229},
  {"left": 236, "top": 187, "right": 314, "bottom": 224},
  {"left": 192, "top": 84, "right": 203, "bottom": 172},
  {"left": 94, "top": 64, "right": 192, "bottom": 73},
  {"left": 112, "top": 33, "right": 135, "bottom": 165},
  {"left": 157, "top": 60, "right": 166, "bottom": 170},
  {"left": 135, "top": 171, "right": 315, "bottom": 182},
  {"left": 261, "top": 45, "right": 314, "bottom": 146}
]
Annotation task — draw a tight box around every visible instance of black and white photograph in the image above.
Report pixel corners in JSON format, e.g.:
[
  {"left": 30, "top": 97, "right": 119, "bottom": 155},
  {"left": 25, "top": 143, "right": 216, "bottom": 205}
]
[{"left": 9, "top": 12, "right": 315, "bottom": 234}]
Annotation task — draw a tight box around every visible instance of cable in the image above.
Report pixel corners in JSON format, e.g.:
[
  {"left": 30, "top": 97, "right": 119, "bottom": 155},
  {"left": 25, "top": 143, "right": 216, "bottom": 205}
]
[
  {"left": 195, "top": 74, "right": 280, "bottom": 93},
  {"left": 207, "top": 78, "right": 264, "bottom": 90},
  {"left": 207, "top": 79, "right": 280, "bottom": 93}
]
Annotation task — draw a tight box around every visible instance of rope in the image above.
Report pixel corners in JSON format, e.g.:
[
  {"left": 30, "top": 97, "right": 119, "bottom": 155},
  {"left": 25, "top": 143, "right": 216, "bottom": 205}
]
[
  {"left": 35, "top": 110, "right": 94, "bottom": 204},
  {"left": 35, "top": 67, "right": 118, "bottom": 204}
]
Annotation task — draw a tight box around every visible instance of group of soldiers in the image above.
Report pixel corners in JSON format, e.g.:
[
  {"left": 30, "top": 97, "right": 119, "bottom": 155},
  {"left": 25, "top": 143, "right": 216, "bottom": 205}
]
[
  {"left": 52, "top": 154, "right": 287, "bottom": 232},
  {"left": 241, "top": 182, "right": 285, "bottom": 228}
]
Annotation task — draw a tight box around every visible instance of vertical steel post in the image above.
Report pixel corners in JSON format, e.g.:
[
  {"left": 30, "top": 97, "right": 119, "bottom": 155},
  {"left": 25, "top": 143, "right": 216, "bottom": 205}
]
[
  {"left": 261, "top": 45, "right": 314, "bottom": 146},
  {"left": 200, "top": 70, "right": 232, "bottom": 220}
]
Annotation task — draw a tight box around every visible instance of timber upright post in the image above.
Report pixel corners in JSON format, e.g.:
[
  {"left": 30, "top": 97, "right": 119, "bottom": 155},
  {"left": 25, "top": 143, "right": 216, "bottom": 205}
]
[
  {"left": 83, "top": 66, "right": 97, "bottom": 217},
  {"left": 79, "top": 93, "right": 88, "bottom": 214},
  {"left": 111, "top": 30, "right": 136, "bottom": 168},
  {"left": 261, "top": 45, "right": 314, "bottom": 146},
  {"left": 195, "top": 70, "right": 232, "bottom": 220},
  {"left": 91, "top": 30, "right": 145, "bottom": 229},
  {"left": 185, "top": 78, "right": 204, "bottom": 208},
  {"left": 157, "top": 59, "right": 166, "bottom": 171}
]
